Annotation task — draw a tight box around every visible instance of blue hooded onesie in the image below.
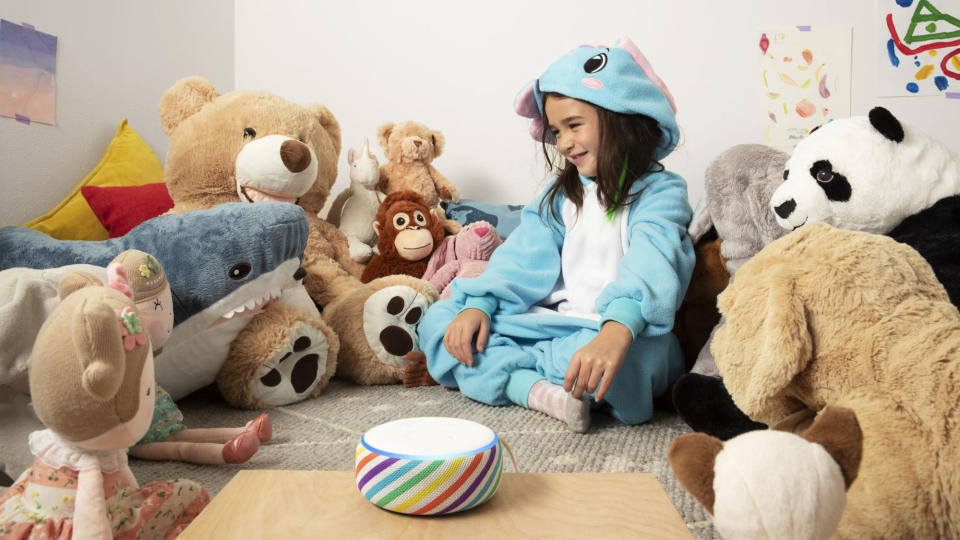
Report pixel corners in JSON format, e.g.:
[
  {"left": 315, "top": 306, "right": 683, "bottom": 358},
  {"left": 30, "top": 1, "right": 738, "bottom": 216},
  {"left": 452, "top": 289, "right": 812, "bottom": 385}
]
[{"left": 418, "top": 37, "right": 694, "bottom": 424}]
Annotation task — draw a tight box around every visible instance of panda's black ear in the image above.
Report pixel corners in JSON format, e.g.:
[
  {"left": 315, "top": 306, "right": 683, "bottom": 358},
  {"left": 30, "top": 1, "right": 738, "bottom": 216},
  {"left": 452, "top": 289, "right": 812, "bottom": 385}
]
[{"left": 868, "top": 107, "right": 904, "bottom": 143}]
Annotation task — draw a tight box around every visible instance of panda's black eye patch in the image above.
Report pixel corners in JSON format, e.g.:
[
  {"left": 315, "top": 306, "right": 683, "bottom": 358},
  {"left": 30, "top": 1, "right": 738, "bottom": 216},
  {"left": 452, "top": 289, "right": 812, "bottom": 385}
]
[
  {"left": 783, "top": 169, "right": 790, "bottom": 181},
  {"left": 809, "top": 160, "right": 851, "bottom": 202}
]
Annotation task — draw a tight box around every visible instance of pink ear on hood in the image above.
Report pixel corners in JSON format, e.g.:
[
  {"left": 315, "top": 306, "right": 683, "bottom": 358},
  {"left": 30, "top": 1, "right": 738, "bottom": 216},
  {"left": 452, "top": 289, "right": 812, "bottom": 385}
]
[
  {"left": 422, "top": 234, "right": 458, "bottom": 281},
  {"left": 514, "top": 80, "right": 547, "bottom": 141}
]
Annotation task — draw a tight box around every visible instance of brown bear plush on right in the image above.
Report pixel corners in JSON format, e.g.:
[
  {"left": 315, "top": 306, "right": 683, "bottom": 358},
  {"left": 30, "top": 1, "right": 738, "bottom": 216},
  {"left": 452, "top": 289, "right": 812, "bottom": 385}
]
[{"left": 712, "top": 222, "right": 960, "bottom": 538}]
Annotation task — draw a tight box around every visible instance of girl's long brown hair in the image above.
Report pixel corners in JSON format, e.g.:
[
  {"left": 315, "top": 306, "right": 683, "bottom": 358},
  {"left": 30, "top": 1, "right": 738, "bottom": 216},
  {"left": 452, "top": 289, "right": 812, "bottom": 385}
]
[{"left": 538, "top": 93, "right": 666, "bottom": 225}]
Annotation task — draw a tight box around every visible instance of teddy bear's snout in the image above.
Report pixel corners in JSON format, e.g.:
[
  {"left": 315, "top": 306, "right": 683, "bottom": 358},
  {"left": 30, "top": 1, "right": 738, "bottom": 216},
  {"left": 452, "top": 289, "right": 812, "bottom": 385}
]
[
  {"left": 280, "top": 140, "right": 312, "bottom": 173},
  {"left": 473, "top": 226, "right": 490, "bottom": 237},
  {"left": 401, "top": 137, "right": 430, "bottom": 160}
]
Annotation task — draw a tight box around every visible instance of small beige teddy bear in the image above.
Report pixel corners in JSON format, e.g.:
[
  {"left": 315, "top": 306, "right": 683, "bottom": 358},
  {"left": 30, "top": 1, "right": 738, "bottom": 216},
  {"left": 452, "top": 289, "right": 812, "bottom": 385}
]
[{"left": 377, "top": 121, "right": 462, "bottom": 234}]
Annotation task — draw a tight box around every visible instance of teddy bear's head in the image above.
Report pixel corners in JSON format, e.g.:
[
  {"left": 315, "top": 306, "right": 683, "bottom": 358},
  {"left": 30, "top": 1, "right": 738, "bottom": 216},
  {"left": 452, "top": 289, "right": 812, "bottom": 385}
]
[
  {"left": 377, "top": 121, "right": 444, "bottom": 165},
  {"left": 159, "top": 76, "right": 342, "bottom": 216},
  {"left": 669, "top": 406, "right": 863, "bottom": 540},
  {"left": 768, "top": 107, "right": 960, "bottom": 235},
  {"left": 712, "top": 222, "right": 948, "bottom": 423}
]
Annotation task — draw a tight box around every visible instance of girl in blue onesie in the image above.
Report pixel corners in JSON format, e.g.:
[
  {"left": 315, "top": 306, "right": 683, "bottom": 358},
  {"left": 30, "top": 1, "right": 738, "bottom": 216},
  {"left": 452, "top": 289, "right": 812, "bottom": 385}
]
[{"left": 419, "top": 37, "right": 694, "bottom": 432}]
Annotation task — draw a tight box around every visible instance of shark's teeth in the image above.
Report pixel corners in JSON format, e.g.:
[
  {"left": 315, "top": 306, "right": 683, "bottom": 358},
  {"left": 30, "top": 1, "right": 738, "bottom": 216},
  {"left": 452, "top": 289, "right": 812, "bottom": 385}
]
[{"left": 220, "top": 287, "right": 285, "bottom": 321}]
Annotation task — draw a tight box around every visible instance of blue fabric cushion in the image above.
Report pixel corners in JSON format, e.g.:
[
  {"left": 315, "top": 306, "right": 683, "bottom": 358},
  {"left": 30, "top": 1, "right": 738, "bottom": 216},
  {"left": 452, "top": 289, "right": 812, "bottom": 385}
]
[{"left": 443, "top": 199, "right": 524, "bottom": 238}]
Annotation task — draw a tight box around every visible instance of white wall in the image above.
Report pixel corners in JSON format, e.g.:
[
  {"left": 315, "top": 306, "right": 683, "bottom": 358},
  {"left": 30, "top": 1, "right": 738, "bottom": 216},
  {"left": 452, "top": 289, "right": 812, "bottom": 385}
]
[
  {"left": 0, "top": 0, "right": 234, "bottom": 226},
  {"left": 236, "top": 0, "right": 960, "bottom": 210}
]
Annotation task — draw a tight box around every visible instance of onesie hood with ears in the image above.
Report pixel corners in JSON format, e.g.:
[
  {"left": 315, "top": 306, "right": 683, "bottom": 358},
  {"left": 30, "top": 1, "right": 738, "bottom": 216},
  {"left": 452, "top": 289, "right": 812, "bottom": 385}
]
[{"left": 514, "top": 36, "right": 680, "bottom": 159}]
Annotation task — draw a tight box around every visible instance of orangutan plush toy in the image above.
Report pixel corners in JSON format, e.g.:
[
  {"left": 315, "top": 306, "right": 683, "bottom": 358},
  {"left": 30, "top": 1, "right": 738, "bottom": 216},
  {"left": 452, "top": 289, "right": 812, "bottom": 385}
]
[{"left": 361, "top": 190, "right": 445, "bottom": 283}]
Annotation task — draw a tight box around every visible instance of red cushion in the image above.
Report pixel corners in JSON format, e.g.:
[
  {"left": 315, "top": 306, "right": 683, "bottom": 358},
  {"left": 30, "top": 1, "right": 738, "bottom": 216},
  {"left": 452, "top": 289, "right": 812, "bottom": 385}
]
[{"left": 81, "top": 182, "right": 174, "bottom": 237}]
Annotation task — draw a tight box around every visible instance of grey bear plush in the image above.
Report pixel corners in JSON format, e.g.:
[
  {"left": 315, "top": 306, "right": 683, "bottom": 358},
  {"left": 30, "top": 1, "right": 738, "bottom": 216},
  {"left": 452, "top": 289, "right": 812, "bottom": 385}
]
[{"left": 673, "top": 144, "right": 790, "bottom": 440}]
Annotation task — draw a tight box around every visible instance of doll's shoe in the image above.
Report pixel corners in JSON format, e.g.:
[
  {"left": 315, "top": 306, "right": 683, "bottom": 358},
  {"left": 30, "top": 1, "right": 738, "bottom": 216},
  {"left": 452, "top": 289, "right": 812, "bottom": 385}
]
[
  {"left": 245, "top": 413, "right": 272, "bottom": 443},
  {"left": 222, "top": 431, "right": 260, "bottom": 464}
]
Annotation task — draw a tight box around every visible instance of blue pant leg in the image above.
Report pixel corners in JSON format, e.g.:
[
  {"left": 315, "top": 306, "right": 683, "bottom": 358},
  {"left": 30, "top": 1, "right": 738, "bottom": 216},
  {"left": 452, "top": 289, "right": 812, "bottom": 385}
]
[
  {"left": 418, "top": 301, "right": 539, "bottom": 406},
  {"left": 602, "top": 333, "right": 685, "bottom": 424},
  {"left": 522, "top": 320, "right": 684, "bottom": 425}
]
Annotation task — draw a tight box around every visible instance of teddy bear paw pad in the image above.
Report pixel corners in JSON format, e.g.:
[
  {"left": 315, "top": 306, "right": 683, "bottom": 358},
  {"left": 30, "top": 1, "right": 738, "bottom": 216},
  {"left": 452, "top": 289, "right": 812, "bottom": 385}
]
[
  {"left": 251, "top": 323, "right": 330, "bottom": 407},
  {"left": 362, "top": 285, "right": 431, "bottom": 369}
]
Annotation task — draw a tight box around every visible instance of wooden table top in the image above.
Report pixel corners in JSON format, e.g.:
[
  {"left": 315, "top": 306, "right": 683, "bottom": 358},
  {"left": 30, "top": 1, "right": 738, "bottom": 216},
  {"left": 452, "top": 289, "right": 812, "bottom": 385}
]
[{"left": 180, "top": 470, "right": 693, "bottom": 539}]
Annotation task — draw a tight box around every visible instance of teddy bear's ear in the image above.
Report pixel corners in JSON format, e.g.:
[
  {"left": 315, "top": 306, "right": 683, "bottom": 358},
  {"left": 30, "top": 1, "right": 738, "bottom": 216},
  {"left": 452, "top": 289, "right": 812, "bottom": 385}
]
[
  {"left": 377, "top": 123, "right": 395, "bottom": 149},
  {"left": 306, "top": 104, "right": 341, "bottom": 157},
  {"left": 431, "top": 130, "right": 445, "bottom": 157},
  {"left": 716, "top": 264, "right": 812, "bottom": 420},
  {"left": 58, "top": 272, "right": 104, "bottom": 301},
  {"left": 668, "top": 433, "right": 724, "bottom": 514},
  {"left": 71, "top": 297, "right": 127, "bottom": 401},
  {"left": 158, "top": 76, "right": 220, "bottom": 135},
  {"left": 800, "top": 406, "right": 863, "bottom": 489}
]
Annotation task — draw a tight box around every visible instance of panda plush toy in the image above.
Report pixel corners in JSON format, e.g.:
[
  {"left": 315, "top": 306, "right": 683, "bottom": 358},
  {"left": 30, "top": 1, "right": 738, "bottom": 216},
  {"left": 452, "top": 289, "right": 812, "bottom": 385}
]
[
  {"left": 770, "top": 106, "right": 960, "bottom": 304},
  {"left": 682, "top": 107, "right": 960, "bottom": 442}
]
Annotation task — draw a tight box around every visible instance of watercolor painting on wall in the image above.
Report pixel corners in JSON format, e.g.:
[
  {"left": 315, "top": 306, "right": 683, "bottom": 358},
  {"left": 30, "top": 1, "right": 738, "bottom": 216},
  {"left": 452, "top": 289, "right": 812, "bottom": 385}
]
[
  {"left": 0, "top": 19, "right": 58, "bottom": 125},
  {"left": 757, "top": 26, "right": 852, "bottom": 150},
  {"left": 879, "top": 0, "right": 960, "bottom": 97}
]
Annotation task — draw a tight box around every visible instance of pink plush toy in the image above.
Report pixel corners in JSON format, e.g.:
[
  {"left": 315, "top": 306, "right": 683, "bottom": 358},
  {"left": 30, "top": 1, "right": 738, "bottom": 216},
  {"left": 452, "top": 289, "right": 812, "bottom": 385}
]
[{"left": 422, "top": 220, "right": 503, "bottom": 299}]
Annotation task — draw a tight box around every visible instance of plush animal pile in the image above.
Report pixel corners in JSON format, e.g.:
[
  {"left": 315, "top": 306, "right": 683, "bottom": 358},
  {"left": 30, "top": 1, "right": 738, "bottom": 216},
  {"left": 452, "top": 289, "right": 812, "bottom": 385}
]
[
  {"left": 158, "top": 78, "right": 438, "bottom": 389},
  {"left": 678, "top": 107, "right": 960, "bottom": 441},
  {"left": 0, "top": 202, "right": 322, "bottom": 408},
  {"left": 708, "top": 222, "right": 960, "bottom": 538}
]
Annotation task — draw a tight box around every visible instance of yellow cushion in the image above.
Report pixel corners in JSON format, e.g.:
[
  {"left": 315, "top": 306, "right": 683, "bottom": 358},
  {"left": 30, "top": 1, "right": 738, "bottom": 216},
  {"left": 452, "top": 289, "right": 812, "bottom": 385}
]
[{"left": 23, "top": 119, "right": 164, "bottom": 240}]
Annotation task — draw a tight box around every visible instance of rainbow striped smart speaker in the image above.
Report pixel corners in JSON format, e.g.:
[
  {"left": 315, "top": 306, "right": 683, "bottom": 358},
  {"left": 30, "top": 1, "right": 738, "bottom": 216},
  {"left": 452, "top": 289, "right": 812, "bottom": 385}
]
[{"left": 355, "top": 417, "right": 504, "bottom": 515}]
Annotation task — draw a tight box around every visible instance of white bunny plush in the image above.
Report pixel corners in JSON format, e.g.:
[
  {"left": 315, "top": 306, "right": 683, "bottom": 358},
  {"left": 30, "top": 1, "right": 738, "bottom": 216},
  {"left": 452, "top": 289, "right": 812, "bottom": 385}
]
[{"left": 328, "top": 139, "right": 385, "bottom": 262}]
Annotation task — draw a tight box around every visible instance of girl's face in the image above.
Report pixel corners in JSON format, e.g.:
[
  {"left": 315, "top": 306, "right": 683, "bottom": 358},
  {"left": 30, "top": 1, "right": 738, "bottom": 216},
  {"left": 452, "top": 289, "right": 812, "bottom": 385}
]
[
  {"left": 135, "top": 284, "right": 174, "bottom": 352},
  {"left": 544, "top": 95, "right": 601, "bottom": 178}
]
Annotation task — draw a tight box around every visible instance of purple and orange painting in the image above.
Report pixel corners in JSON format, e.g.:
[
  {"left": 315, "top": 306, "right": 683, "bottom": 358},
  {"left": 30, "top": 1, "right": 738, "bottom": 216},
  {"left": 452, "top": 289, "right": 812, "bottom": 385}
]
[
  {"left": 879, "top": 0, "right": 960, "bottom": 97},
  {"left": 757, "top": 26, "right": 852, "bottom": 149},
  {"left": 0, "top": 20, "right": 58, "bottom": 125}
]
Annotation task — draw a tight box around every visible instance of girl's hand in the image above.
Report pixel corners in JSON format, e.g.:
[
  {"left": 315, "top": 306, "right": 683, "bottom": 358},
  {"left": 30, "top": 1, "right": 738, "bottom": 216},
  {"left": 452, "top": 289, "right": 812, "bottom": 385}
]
[
  {"left": 442, "top": 308, "right": 489, "bottom": 367},
  {"left": 564, "top": 321, "right": 633, "bottom": 402}
]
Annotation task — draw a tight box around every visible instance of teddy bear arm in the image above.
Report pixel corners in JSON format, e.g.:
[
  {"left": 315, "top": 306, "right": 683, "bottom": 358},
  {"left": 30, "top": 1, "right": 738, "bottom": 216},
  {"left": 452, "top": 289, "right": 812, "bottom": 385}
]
[
  {"left": 302, "top": 257, "right": 363, "bottom": 306},
  {"left": 429, "top": 166, "right": 459, "bottom": 203},
  {"left": 306, "top": 216, "right": 364, "bottom": 279}
]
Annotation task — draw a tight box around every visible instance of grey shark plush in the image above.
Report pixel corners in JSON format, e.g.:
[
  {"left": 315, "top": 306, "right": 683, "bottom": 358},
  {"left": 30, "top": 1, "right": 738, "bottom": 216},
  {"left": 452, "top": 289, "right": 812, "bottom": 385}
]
[{"left": 0, "top": 202, "right": 337, "bottom": 405}]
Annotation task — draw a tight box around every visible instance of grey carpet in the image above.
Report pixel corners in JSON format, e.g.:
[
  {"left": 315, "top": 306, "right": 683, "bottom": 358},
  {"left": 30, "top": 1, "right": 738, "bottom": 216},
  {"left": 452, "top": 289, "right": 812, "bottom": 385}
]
[
  {"left": 129, "top": 381, "right": 717, "bottom": 539},
  {"left": 1, "top": 382, "right": 716, "bottom": 538}
]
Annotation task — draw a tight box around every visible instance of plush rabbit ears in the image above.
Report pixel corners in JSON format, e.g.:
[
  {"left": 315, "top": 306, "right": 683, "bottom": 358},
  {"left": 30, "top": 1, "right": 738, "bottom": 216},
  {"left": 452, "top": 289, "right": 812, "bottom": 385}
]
[{"left": 513, "top": 36, "right": 679, "bottom": 158}]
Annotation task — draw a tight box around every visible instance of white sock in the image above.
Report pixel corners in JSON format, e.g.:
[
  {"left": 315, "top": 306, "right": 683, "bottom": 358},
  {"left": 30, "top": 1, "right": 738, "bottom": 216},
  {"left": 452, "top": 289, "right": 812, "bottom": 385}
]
[{"left": 527, "top": 380, "right": 591, "bottom": 433}]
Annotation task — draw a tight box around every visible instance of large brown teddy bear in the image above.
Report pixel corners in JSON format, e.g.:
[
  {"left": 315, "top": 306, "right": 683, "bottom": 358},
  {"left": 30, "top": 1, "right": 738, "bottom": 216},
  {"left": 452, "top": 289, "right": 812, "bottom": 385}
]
[
  {"left": 159, "top": 77, "right": 438, "bottom": 392},
  {"left": 711, "top": 221, "right": 960, "bottom": 538},
  {"left": 377, "top": 121, "right": 462, "bottom": 234}
]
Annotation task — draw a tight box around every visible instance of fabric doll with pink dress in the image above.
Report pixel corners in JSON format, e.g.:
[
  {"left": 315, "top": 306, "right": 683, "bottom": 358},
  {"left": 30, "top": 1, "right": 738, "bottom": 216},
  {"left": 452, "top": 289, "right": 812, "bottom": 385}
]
[
  {"left": 422, "top": 220, "right": 504, "bottom": 299},
  {"left": 0, "top": 270, "right": 209, "bottom": 538},
  {"left": 106, "top": 250, "right": 272, "bottom": 465}
]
